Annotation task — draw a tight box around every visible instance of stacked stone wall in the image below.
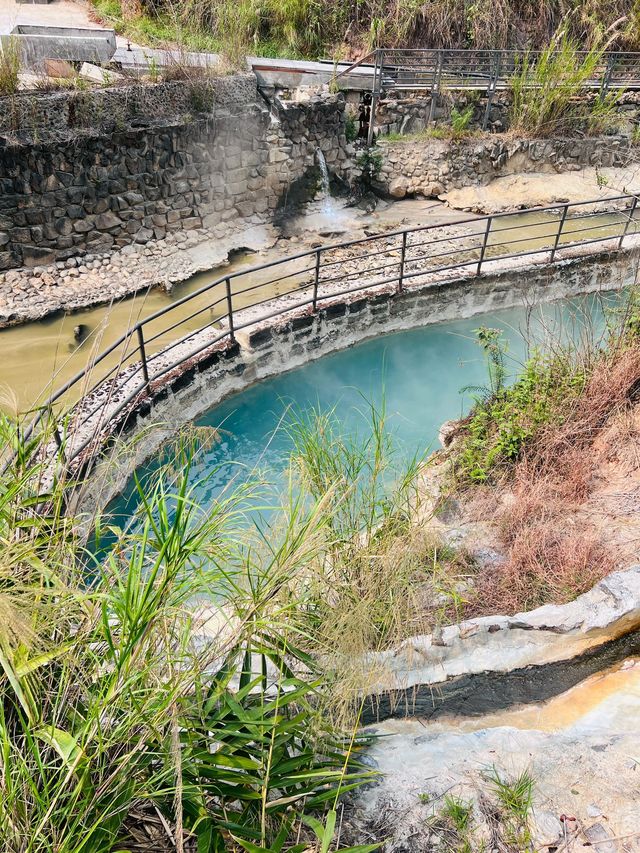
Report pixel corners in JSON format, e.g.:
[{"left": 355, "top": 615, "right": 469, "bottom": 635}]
[
  {"left": 376, "top": 136, "right": 632, "bottom": 199},
  {"left": 0, "top": 78, "right": 352, "bottom": 270}
]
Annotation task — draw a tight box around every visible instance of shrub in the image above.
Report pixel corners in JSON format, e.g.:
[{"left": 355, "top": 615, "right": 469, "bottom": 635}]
[
  {"left": 355, "top": 147, "right": 383, "bottom": 188},
  {"left": 455, "top": 330, "right": 586, "bottom": 484},
  {"left": 345, "top": 108, "right": 358, "bottom": 142}
]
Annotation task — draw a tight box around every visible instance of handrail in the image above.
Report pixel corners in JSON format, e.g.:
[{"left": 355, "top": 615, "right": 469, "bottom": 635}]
[
  {"left": 334, "top": 50, "right": 377, "bottom": 81},
  {"left": 16, "top": 193, "right": 640, "bottom": 474},
  {"left": 354, "top": 48, "right": 640, "bottom": 130}
]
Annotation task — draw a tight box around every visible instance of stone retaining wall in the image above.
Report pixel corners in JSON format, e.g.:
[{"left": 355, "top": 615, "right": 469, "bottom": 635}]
[
  {"left": 0, "top": 75, "right": 258, "bottom": 139},
  {"left": 375, "top": 135, "right": 632, "bottom": 199},
  {"left": 374, "top": 89, "right": 640, "bottom": 136},
  {"left": 0, "top": 78, "right": 352, "bottom": 270}
]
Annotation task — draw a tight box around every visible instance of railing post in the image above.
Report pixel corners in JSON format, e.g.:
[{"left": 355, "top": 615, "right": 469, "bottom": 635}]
[
  {"left": 428, "top": 50, "right": 442, "bottom": 126},
  {"left": 225, "top": 277, "right": 235, "bottom": 343},
  {"left": 367, "top": 49, "right": 380, "bottom": 147},
  {"left": 136, "top": 325, "right": 150, "bottom": 387},
  {"left": 601, "top": 52, "right": 616, "bottom": 95},
  {"left": 477, "top": 216, "right": 492, "bottom": 275},
  {"left": 312, "top": 249, "right": 321, "bottom": 310},
  {"left": 619, "top": 195, "right": 638, "bottom": 249},
  {"left": 52, "top": 418, "right": 67, "bottom": 464},
  {"left": 483, "top": 51, "right": 500, "bottom": 131},
  {"left": 398, "top": 231, "right": 407, "bottom": 293},
  {"left": 550, "top": 204, "right": 569, "bottom": 263}
]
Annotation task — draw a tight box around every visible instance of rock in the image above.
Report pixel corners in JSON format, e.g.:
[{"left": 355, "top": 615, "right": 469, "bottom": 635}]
[
  {"left": 22, "top": 246, "right": 56, "bottom": 267},
  {"left": 79, "top": 62, "right": 124, "bottom": 84},
  {"left": 583, "top": 823, "right": 616, "bottom": 852},
  {"left": 73, "top": 324, "right": 89, "bottom": 343},
  {"left": 44, "top": 59, "right": 75, "bottom": 79},
  {"left": 95, "top": 212, "right": 123, "bottom": 231},
  {"left": 438, "top": 418, "right": 460, "bottom": 447},
  {"left": 389, "top": 177, "right": 409, "bottom": 199},
  {"left": 531, "top": 809, "right": 563, "bottom": 848}
]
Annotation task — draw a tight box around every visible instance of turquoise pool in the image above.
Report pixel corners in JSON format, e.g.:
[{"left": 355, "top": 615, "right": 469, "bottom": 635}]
[{"left": 109, "top": 291, "right": 621, "bottom": 524}]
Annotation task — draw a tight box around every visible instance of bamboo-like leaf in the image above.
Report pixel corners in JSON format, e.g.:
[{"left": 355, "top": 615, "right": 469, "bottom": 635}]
[{"left": 33, "top": 726, "right": 85, "bottom": 770}]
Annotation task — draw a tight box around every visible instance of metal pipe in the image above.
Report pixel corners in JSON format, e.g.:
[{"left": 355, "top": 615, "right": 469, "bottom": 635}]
[
  {"left": 619, "top": 195, "right": 638, "bottom": 249},
  {"left": 550, "top": 204, "right": 569, "bottom": 262}
]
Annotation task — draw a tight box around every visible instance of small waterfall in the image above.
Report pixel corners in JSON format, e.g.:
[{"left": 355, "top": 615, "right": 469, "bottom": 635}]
[{"left": 315, "top": 149, "right": 335, "bottom": 214}]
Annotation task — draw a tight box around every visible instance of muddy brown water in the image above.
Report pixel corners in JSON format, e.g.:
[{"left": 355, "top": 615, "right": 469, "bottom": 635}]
[{"left": 0, "top": 207, "right": 634, "bottom": 412}]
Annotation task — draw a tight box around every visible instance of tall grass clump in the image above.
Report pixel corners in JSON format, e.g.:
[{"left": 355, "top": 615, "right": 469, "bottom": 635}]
[
  {"left": 284, "top": 402, "right": 472, "bottom": 719},
  {"left": 0, "top": 37, "right": 21, "bottom": 97},
  {"left": 509, "top": 21, "right": 623, "bottom": 136},
  {"left": 91, "top": 0, "right": 640, "bottom": 57},
  {"left": 0, "top": 417, "right": 381, "bottom": 852}
]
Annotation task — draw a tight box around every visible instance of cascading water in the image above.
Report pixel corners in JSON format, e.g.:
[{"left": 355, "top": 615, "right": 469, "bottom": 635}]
[{"left": 315, "top": 148, "right": 337, "bottom": 215}]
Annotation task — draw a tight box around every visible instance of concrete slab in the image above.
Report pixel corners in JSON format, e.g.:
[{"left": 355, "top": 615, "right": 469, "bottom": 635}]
[{"left": 6, "top": 23, "right": 116, "bottom": 67}]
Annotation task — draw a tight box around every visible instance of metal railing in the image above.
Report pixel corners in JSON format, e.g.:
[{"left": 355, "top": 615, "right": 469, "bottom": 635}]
[
  {"left": 24, "top": 194, "right": 640, "bottom": 473},
  {"left": 337, "top": 48, "right": 640, "bottom": 140}
]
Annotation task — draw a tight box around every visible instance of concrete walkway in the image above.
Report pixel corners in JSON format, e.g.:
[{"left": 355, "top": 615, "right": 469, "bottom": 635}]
[{"left": 0, "top": 0, "right": 373, "bottom": 89}]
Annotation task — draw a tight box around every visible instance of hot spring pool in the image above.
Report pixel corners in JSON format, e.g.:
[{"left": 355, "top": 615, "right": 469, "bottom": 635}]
[{"left": 109, "top": 291, "right": 624, "bottom": 524}]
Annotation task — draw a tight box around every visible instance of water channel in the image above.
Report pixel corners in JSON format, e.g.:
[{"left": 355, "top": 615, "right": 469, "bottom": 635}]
[{"left": 0, "top": 201, "right": 634, "bottom": 412}]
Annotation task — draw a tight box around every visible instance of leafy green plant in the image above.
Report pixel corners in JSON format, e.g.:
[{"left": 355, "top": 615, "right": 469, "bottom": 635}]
[
  {"left": 355, "top": 148, "right": 383, "bottom": 188},
  {"left": 345, "top": 108, "right": 358, "bottom": 142},
  {"left": 450, "top": 104, "right": 475, "bottom": 137}
]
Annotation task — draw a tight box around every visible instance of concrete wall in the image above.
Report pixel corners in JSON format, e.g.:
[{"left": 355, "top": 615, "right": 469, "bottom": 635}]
[
  {"left": 375, "top": 135, "right": 632, "bottom": 199},
  {"left": 78, "top": 241, "right": 640, "bottom": 514},
  {"left": 0, "top": 77, "right": 352, "bottom": 270}
]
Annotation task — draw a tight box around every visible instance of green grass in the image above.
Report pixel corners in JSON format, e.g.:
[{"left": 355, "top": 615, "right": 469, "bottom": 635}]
[
  {"left": 509, "top": 23, "right": 624, "bottom": 137},
  {"left": 379, "top": 125, "right": 482, "bottom": 144},
  {"left": 90, "top": 0, "right": 310, "bottom": 59},
  {"left": 485, "top": 768, "right": 535, "bottom": 848},
  {"left": 441, "top": 795, "right": 473, "bottom": 833}
]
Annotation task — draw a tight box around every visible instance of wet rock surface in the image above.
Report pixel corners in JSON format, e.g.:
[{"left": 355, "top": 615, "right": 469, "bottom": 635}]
[{"left": 347, "top": 659, "right": 640, "bottom": 851}]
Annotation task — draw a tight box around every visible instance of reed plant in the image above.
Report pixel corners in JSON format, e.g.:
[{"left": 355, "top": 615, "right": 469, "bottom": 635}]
[
  {"left": 0, "top": 37, "right": 21, "bottom": 97},
  {"left": 509, "top": 22, "right": 623, "bottom": 137},
  {"left": 0, "top": 416, "right": 384, "bottom": 852}
]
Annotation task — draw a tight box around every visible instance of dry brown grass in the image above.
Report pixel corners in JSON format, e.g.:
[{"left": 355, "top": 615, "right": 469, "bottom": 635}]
[{"left": 462, "top": 342, "right": 640, "bottom": 616}]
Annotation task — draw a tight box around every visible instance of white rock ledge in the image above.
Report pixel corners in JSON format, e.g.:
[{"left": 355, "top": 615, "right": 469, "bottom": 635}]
[{"left": 366, "top": 565, "right": 640, "bottom": 695}]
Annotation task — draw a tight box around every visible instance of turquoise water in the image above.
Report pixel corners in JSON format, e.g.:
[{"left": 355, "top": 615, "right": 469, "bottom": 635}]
[{"left": 109, "top": 291, "right": 622, "bottom": 526}]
